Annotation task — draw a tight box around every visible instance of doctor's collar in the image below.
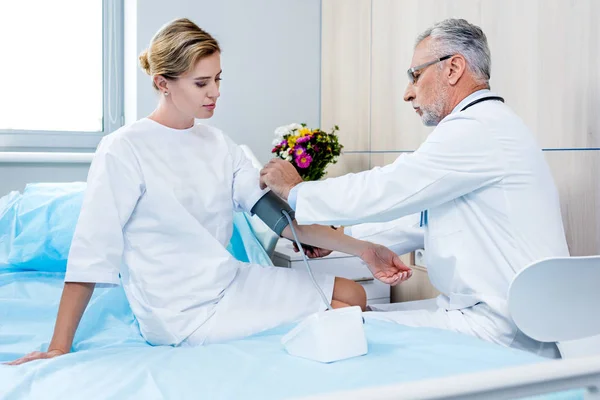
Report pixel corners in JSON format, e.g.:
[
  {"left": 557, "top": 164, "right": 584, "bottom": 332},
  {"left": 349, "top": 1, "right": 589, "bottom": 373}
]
[{"left": 451, "top": 89, "right": 492, "bottom": 115}]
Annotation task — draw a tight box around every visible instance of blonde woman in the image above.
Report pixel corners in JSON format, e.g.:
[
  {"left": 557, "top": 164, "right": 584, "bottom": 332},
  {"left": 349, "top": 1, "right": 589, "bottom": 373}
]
[{"left": 9, "top": 18, "right": 411, "bottom": 365}]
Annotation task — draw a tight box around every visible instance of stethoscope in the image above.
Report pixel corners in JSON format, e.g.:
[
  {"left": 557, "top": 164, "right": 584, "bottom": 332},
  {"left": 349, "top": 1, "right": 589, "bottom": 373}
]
[
  {"left": 460, "top": 95, "right": 504, "bottom": 112},
  {"left": 419, "top": 95, "right": 505, "bottom": 227}
]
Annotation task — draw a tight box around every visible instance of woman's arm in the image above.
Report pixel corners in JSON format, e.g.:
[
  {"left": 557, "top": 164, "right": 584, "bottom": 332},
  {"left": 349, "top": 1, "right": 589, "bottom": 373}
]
[
  {"left": 281, "top": 223, "right": 365, "bottom": 257},
  {"left": 6, "top": 282, "right": 95, "bottom": 365},
  {"left": 281, "top": 223, "right": 413, "bottom": 285},
  {"left": 8, "top": 137, "right": 144, "bottom": 366}
]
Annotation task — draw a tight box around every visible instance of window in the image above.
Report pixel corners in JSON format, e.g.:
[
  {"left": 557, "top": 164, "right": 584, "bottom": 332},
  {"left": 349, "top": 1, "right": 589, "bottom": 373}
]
[{"left": 0, "top": 0, "right": 123, "bottom": 149}]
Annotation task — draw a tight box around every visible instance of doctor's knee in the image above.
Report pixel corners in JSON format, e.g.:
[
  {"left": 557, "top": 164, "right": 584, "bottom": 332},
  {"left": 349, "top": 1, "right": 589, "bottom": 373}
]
[{"left": 332, "top": 277, "right": 367, "bottom": 312}]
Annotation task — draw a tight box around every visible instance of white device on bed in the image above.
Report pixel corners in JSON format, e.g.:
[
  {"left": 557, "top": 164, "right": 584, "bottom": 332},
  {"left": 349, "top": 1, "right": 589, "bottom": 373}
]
[{"left": 279, "top": 211, "right": 368, "bottom": 363}]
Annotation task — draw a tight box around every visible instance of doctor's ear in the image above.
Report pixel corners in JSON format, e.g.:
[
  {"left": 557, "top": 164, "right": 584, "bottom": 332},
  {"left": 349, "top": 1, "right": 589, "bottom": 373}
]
[
  {"left": 447, "top": 55, "right": 467, "bottom": 86},
  {"left": 154, "top": 75, "right": 170, "bottom": 96}
]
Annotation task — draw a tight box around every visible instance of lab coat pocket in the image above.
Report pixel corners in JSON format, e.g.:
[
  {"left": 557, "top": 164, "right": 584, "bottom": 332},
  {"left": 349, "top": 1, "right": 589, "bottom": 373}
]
[
  {"left": 427, "top": 202, "right": 461, "bottom": 236},
  {"left": 425, "top": 230, "right": 464, "bottom": 294},
  {"left": 425, "top": 203, "right": 463, "bottom": 293}
]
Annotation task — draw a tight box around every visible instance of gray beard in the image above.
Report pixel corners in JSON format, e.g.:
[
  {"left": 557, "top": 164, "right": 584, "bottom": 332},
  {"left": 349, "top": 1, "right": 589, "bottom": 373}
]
[
  {"left": 420, "top": 81, "right": 449, "bottom": 127},
  {"left": 421, "top": 108, "right": 443, "bottom": 126}
]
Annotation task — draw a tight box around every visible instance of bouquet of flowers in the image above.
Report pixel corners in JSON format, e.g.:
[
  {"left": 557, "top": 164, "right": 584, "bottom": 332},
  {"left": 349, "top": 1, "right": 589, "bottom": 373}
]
[{"left": 271, "top": 123, "right": 343, "bottom": 181}]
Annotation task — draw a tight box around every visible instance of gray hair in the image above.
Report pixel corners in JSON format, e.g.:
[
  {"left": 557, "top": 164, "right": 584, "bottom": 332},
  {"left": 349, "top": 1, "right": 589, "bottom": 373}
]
[{"left": 416, "top": 18, "right": 491, "bottom": 84}]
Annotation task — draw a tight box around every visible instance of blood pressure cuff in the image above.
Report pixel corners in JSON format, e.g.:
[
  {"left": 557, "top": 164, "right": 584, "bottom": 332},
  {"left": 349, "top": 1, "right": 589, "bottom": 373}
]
[{"left": 250, "top": 191, "right": 295, "bottom": 236}]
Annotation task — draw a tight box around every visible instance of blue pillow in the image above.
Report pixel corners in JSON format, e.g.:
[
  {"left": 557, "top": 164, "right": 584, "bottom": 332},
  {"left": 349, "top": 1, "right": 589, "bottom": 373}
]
[
  {"left": 0, "top": 190, "right": 22, "bottom": 267},
  {"left": 6, "top": 182, "right": 86, "bottom": 272},
  {"left": 0, "top": 182, "right": 273, "bottom": 272}
]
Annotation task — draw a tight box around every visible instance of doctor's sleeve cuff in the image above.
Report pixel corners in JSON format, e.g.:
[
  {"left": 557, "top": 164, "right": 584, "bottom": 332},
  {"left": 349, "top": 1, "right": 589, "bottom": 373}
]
[
  {"left": 287, "top": 184, "right": 302, "bottom": 210},
  {"left": 344, "top": 214, "right": 425, "bottom": 255}
]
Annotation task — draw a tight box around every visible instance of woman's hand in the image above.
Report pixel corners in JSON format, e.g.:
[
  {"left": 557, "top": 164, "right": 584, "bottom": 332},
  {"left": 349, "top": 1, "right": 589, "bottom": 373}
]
[
  {"left": 5, "top": 281, "right": 96, "bottom": 366},
  {"left": 5, "top": 349, "right": 67, "bottom": 366},
  {"left": 359, "top": 243, "right": 413, "bottom": 285}
]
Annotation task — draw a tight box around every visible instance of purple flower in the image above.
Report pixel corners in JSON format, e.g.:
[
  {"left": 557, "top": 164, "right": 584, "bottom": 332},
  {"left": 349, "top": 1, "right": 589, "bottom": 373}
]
[
  {"left": 296, "top": 135, "right": 312, "bottom": 144},
  {"left": 295, "top": 153, "right": 313, "bottom": 168},
  {"left": 312, "top": 145, "right": 320, "bottom": 153},
  {"left": 280, "top": 140, "right": 288, "bottom": 147},
  {"left": 294, "top": 146, "right": 307, "bottom": 157}
]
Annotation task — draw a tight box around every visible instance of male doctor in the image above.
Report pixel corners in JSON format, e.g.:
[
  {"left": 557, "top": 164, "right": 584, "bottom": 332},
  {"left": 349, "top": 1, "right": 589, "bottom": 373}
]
[{"left": 260, "top": 18, "right": 569, "bottom": 357}]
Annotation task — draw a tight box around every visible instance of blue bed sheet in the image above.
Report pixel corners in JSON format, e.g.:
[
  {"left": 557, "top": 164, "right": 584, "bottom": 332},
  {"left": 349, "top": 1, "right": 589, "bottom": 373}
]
[{"left": 0, "top": 271, "right": 583, "bottom": 400}]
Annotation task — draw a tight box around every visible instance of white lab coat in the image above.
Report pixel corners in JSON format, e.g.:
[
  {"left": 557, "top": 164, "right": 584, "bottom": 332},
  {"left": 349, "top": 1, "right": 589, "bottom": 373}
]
[{"left": 291, "top": 90, "right": 569, "bottom": 357}]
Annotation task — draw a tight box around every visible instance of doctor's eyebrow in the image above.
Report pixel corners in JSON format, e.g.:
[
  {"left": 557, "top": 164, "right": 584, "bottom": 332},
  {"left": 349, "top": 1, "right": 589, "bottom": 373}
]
[{"left": 194, "top": 70, "right": 222, "bottom": 80}]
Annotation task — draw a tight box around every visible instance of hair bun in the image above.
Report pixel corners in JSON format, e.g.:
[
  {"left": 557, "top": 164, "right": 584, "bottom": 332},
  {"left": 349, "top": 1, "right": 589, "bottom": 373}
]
[{"left": 139, "top": 50, "right": 151, "bottom": 75}]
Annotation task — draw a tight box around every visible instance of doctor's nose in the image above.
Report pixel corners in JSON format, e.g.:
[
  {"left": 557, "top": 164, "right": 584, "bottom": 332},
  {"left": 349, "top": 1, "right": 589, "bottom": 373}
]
[{"left": 404, "top": 84, "right": 415, "bottom": 103}]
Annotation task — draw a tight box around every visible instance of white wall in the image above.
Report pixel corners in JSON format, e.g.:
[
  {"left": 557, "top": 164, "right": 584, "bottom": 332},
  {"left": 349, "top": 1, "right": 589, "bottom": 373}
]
[
  {"left": 127, "top": 0, "right": 322, "bottom": 164},
  {"left": 0, "top": 0, "right": 322, "bottom": 195}
]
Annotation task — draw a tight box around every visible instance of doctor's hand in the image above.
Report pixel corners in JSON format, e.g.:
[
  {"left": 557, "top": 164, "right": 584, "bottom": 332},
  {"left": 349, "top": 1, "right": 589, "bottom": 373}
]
[
  {"left": 260, "top": 158, "right": 303, "bottom": 200},
  {"left": 359, "top": 244, "right": 413, "bottom": 286},
  {"left": 5, "top": 349, "right": 66, "bottom": 366}
]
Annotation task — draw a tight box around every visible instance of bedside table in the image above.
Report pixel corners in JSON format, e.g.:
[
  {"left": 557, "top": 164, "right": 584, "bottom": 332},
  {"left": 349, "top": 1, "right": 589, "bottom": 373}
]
[{"left": 271, "top": 240, "right": 390, "bottom": 304}]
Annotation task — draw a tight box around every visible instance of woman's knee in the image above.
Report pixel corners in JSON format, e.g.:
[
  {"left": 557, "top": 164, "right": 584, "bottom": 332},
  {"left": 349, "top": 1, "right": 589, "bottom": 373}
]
[{"left": 332, "top": 277, "right": 366, "bottom": 311}]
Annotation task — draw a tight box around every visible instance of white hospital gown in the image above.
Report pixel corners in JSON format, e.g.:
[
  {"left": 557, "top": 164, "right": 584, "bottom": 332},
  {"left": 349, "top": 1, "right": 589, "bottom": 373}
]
[{"left": 65, "top": 118, "right": 334, "bottom": 346}]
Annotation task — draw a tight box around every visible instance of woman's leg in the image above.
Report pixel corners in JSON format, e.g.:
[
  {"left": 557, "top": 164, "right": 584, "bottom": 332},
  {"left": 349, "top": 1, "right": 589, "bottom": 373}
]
[
  {"left": 331, "top": 277, "right": 366, "bottom": 311},
  {"left": 185, "top": 266, "right": 367, "bottom": 345}
]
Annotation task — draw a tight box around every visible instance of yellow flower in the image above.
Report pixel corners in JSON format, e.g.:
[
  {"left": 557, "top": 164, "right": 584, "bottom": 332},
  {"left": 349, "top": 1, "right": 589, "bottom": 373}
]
[
  {"left": 298, "top": 127, "right": 311, "bottom": 136},
  {"left": 287, "top": 136, "right": 297, "bottom": 148}
]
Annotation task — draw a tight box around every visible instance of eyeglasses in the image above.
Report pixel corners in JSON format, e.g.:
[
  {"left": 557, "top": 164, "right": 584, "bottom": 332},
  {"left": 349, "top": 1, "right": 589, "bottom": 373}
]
[{"left": 406, "top": 55, "right": 453, "bottom": 84}]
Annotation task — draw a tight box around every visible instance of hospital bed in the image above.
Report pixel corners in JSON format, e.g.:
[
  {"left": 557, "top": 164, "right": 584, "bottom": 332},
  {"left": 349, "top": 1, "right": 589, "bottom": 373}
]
[{"left": 1, "top": 152, "right": 599, "bottom": 399}]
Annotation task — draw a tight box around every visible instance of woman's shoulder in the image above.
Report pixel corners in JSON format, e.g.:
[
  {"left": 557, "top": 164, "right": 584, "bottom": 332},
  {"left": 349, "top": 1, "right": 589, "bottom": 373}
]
[
  {"left": 105, "top": 118, "right": 149, "bottom": 139},
  {"left": 95, "top": 120, "right": 148, "bottom": 156},
  {"left": 99, "top": 118, "right": 176, "bottom": 148}
]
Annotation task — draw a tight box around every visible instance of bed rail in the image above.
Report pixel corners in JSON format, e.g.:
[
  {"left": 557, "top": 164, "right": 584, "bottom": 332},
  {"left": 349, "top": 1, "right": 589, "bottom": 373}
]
[{"left": 298, "top": 355, "right": 600, "bottom": 400}]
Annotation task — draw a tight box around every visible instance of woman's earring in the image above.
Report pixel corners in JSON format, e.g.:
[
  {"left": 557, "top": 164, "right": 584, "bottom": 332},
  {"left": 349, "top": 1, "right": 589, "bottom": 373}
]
[{"left": 164, "top": 92, "right": 169, "bottom": 96}]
